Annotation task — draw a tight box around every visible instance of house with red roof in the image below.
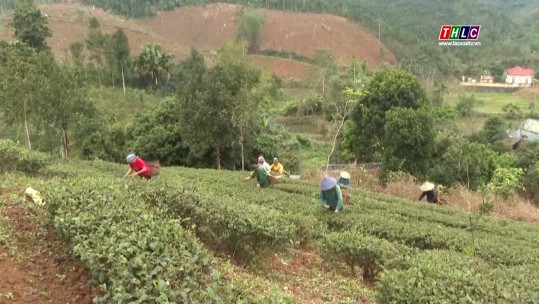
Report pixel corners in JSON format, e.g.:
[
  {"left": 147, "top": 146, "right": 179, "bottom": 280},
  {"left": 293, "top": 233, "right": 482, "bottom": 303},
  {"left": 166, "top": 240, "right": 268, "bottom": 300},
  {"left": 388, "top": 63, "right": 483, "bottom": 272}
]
[{"left": 504, "top": 66, "right": 535, "bottom": 85}]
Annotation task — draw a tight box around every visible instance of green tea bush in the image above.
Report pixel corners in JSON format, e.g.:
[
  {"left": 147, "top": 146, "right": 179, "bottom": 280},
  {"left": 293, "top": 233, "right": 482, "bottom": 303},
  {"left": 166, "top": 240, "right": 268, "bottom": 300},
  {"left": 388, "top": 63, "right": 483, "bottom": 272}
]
[
  {"left": 45, "top": 177, "right": 292, "bottom": 303},
  {"left": 0, "top": 139, "right": 50, "bottom": 174},
  {"left": 319, "top": 230, "right": 407, "bottom": 282},
  {"left": 133, "top": 180, "right": 301, "bottom": 262},
  {"left": 376, "top": 250, "right": 539, "bottom": 303}
]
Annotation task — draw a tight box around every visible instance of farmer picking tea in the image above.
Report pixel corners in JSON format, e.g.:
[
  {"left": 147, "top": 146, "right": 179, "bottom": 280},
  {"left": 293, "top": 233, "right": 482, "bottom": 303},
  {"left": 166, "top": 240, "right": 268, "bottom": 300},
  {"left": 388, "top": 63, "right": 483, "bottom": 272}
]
[
  {"left": 269, "top": 158, "right": 288, "bottom": 176},
  {"left": 418, "top": 182, "right": 441, "bottom": 204},
  {"left": 258, "top": 155, "right": 271, "bottom": 173},
  {"left": 244, "top": 159, "right": 271, "bottom": 188},
  {"left": 337, "top": 171, "right": 351, "bottom": 204},
  {"left": 319, "top": 176, "right": 344, "bottom": 213},
  {"left": 124, "top": 153, "right": 152, "bottom": 179}
]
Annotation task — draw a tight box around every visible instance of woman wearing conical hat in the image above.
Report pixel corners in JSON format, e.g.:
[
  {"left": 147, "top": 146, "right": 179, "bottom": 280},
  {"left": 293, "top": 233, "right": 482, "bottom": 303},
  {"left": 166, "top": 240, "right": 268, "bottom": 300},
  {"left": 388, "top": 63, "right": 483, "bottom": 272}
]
[
  {"left": 418, "top": 182, "right": 440, "bottom": 204},
  {"left": 319, "top": 176, "right": 344, "bottom": 213},
  {"left": 337, "top": 171, "right": 351, "bottom": 204},
  {"left": 337, "top": 171, "right": 351, "bottom": 189}
]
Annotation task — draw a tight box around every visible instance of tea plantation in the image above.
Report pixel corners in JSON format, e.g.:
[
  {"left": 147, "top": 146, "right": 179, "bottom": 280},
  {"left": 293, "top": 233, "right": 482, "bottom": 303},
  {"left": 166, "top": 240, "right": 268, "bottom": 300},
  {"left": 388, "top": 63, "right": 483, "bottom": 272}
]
[{"left": 3, "top": 155, "right": 539, "bottom": 303}]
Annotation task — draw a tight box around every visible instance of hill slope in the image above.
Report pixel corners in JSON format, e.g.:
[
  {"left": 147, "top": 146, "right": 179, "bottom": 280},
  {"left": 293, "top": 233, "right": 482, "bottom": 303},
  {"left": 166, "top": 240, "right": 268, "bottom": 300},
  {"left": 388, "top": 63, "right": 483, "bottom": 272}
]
[
  {"left": 0, "top": 2, "right": 395, "bottom": 81},
  {"left": 4, "top": 158, "right": 539, "bottom": 302},
  {"left": 143, "top": 3, "right": 396, "bottom": 68},
  {"left": 0, "top": 3, "right": 192, "bottom": 62},
  {"left": 70, "top": 0, "right": 539, "bottom": 76}
]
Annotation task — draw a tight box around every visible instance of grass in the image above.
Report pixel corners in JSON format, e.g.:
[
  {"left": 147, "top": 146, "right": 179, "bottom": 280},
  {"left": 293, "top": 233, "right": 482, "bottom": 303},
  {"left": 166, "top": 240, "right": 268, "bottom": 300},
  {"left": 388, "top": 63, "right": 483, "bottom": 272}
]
[
  {"left": 446, "top": 92, "right": 533, "bottom": 114},
  {"left": 454, "top": 116, "right": 520, "bottom": 135},
  {"left": 284, "top": 88, "right": 312, "bottom": 101},
  {"left": 88, "top": 86, "right": 162, "bottom": 119},
  {"left": 297, "top": 139, "right": 332, "bottom": 172}
]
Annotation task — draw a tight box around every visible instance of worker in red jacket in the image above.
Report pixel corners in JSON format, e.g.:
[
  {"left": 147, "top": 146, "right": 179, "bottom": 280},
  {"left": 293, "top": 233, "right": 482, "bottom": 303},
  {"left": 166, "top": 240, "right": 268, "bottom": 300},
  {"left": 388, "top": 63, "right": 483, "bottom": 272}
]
[{"left": 124, "top": 153, "right": 152, "bottom": 179}]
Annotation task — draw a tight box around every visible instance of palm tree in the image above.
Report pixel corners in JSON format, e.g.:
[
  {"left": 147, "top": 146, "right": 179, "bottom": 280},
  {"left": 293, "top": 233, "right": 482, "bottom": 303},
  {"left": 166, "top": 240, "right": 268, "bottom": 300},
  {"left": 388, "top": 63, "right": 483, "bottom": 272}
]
[{"left": 132, "top": 43, "right": 173, "bottom": 88}]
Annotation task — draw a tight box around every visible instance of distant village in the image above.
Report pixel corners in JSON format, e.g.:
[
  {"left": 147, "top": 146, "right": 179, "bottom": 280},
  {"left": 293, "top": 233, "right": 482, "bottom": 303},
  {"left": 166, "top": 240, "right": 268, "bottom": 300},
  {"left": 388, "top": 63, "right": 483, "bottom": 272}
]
[{"left": 461, "top": 65, "right": 536, "bottom": 87}]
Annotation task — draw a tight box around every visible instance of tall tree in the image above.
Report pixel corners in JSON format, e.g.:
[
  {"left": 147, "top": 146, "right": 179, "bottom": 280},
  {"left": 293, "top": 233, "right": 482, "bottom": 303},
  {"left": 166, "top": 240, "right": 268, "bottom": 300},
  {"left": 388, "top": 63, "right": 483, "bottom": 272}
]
[
  {"left": 220, "top": 43, "right": 269, "bottom": 170},
  {"left": 105, "top": 29, "right": 131, "bottom": 93},
  {"left": 132, "top": 43, "right": 173, "bottom": 88},
  {"left": 0, "top": 41, "right": 46, "bottom": 149},
  {"left": 343, "top": 68, "right": 430, "bottom": 162},
  {"left": 38, "top": 59, "right": 94, "bottom": 159},
  {"left": 69, "top": 41, "right": 85, "bottom": 66},
  {"left": 178, "top": 47, "right": 262, "bottom": 169},
  {"left": 9, "top": 0, "right": 52, "bottom": 52},
  {"left": 309, "top": 48, "right": 340, "bottom": 94},
  {"left": 381, "top": 107, "right": 435, "bottom": 181},
  {"left": 86, "top": 17, "right": 106, "bottom": 84},
  {"left": 235, "top": 8, "right": 265, "bottom": 53}
]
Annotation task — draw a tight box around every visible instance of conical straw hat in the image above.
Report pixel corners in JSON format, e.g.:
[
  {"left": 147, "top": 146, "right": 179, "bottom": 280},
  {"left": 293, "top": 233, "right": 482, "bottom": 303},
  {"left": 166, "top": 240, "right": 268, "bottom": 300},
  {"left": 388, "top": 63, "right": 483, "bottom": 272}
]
[
  {"left": 420, "top": 182, "right": 435, "bottom": 192},
  {"left": 320, "top": 176, "right": 337, "bottom": 191},
  {"left": 340, "top": 171, "right": 350, "bottom": 179}
]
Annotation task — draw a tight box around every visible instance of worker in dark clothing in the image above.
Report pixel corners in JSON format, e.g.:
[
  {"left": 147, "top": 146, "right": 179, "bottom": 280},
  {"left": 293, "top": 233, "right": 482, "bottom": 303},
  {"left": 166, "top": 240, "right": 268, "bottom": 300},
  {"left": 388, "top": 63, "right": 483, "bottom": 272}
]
[
  {"left": 418, "top": 182, "right": 441, "bottom": 204},
  {"left": 244, "top": 161, "right": 271, "bottom": 188}
]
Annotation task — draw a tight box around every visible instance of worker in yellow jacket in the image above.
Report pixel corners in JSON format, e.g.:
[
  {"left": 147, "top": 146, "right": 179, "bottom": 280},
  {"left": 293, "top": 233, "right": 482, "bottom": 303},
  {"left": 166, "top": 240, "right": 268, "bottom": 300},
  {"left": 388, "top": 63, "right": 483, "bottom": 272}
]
[{"left": 269, "top": 158, "right": 289, "bottom": 176}]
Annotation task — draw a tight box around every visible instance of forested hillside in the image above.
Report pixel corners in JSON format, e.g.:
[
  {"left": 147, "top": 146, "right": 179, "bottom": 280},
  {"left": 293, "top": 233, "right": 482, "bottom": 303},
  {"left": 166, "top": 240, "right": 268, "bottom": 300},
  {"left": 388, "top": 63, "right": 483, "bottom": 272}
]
[{"left": 2, "top": 0, "right": 536, "bottom": 78}]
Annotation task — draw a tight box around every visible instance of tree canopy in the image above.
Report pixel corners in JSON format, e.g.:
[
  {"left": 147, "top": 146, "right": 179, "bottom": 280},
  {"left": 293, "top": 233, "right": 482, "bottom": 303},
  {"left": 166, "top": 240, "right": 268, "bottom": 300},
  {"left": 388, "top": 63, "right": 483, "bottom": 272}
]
[
  {"left": 343, "top": 68, "right": 430, "bottom": 162},
  {"left": 9, "top": 0, "right": 52, "bottom": 52}
]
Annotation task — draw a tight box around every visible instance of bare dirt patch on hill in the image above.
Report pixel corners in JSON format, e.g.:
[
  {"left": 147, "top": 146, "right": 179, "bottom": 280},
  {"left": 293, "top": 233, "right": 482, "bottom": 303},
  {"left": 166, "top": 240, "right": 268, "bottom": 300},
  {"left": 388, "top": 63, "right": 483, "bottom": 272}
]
[
  {"left": 0, "top": 189, "right": 98, "bottom": 304},
  {"left": 0, "top": 3, "right": 191, "bottom": 62},
  {"left": 144, "top": 3, "right": 396, "bottom": 68},
  {"left": 0, "top": 2, "right": 395, "bottom": 79}
]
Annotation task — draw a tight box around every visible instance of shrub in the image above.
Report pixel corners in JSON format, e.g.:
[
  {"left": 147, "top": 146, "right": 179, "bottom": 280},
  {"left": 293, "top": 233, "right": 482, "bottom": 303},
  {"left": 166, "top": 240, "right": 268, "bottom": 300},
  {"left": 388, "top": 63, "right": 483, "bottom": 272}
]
[
  {"left": 0, "top": 139, "right": 50, "bottom": 174},
  {"left": 319, "top": 230, "right": 405, "bottom": 282},
  {"left": 376, "top": 250, "right": 539, "bottom": 303},
  {"left": 45, "top": 177, "right": 293, "bottom": 303}
]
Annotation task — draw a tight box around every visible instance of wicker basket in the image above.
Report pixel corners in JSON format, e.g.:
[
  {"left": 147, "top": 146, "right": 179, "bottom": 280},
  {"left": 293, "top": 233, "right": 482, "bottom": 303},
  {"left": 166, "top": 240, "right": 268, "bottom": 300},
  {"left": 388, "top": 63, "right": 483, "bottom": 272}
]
[
  {"left": 147, "top": 160, "right": 161, "bottom": 176},
  {"left": 341, "top": 187, "right": 351, "bottom": 204},
  {"left": 269, "top": 175, "right": 283, "bottom": 185}
]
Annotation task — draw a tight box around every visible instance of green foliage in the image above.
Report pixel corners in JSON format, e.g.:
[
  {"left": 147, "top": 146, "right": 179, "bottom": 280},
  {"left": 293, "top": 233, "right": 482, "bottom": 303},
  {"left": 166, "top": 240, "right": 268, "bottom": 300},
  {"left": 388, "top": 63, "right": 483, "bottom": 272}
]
[
  {"left": 320, "top": 231, "right": 404, "bottom": 282},
  {"left": 455, "top": 94, "right": 484, "bottom": 117},
  {"left": 515, "top": 142, "right": 539, "bottom": 200},
  {"left": 135, "top": 181, "right": 303, "bottom": 262},
  {"left": 44, "top": 176, "right": 292, "bottom": 303},
  {"left": 76, "top": 0, "right": 538, "bottom": 78},
  {"left": 130, "top": 97, "right": 189, "bottom": 166},
  {"left": 10, "top": 158, "right": 538, "bottom": 302},
  {"left": 132, "top": 43, "right": 174, "bottom": 89},
  {"left": 177, "top": 45, "right": 265, "bottom": 168},
  {"left": 0, "top": 40, "right": 96, "bottom": 159},
  {"left": 260, "top": 48, "right": 309, "bottom": 62},
  {"left": 502, "top": 102, "right": 523, "bottom": 119},
  {"left": 292, "top": 93, "right": 325, "bottom": 116},
  {"left": 486, "top": 167, "right": 524, "bottom": 199},
  {"left": 69, "top": 41, "right": 84, "bottom": 64},
  {"left": 344, "top": 68, "right": 429, "bottom": 162},
  {"left": 429, "top": 139, "right": 497, "bottom": 191},
  {"left": 9, "top": 0, "right": 52, "bottom": 52},
  {"left": 104, "top": 29, "right": 131, "bottom": 86},
  {"left": 39, "top": 58, "right": 95, "bottom": 159},
  {"left": 376, "top": 250, "right": 539, "bottom": 303},
  {"left": 381, "top": 107, "right": 435, "bottom": 181},
  {"left": 0, "top": 139, "right": 50, "bottom": 174},
  {"left": 479, "top": 116, "right": 510, "bottom": 145},
  {"left": 0, "top": 41, "right": 45, "bottom": 148},
  {"left": 85, "top": 17, "right": 106, "bottom": 69},
  {"left": 235, "top": 8, "right": 265, "bottom": 53}
]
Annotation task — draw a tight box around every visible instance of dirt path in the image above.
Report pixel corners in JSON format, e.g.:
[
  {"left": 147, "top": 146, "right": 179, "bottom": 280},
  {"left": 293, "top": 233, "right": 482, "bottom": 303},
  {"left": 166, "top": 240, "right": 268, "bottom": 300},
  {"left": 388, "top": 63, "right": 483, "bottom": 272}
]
[
  {"left": 257, "top": 246, "right": 376, "bottom": 303},
  {"left": 0, "top": 193, "right": 97, "bottom": 304}
]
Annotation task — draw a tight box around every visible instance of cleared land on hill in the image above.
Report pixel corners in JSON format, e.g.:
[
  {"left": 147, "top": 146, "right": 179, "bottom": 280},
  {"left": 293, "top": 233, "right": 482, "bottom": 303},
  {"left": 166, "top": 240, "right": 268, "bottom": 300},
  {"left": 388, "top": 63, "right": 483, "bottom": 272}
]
[
  {"left": 144, "top": 3, "right": 396, "bottom": 68},
  {"left": 0, "top": 2, "right": 394, "bottom": 80}
]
